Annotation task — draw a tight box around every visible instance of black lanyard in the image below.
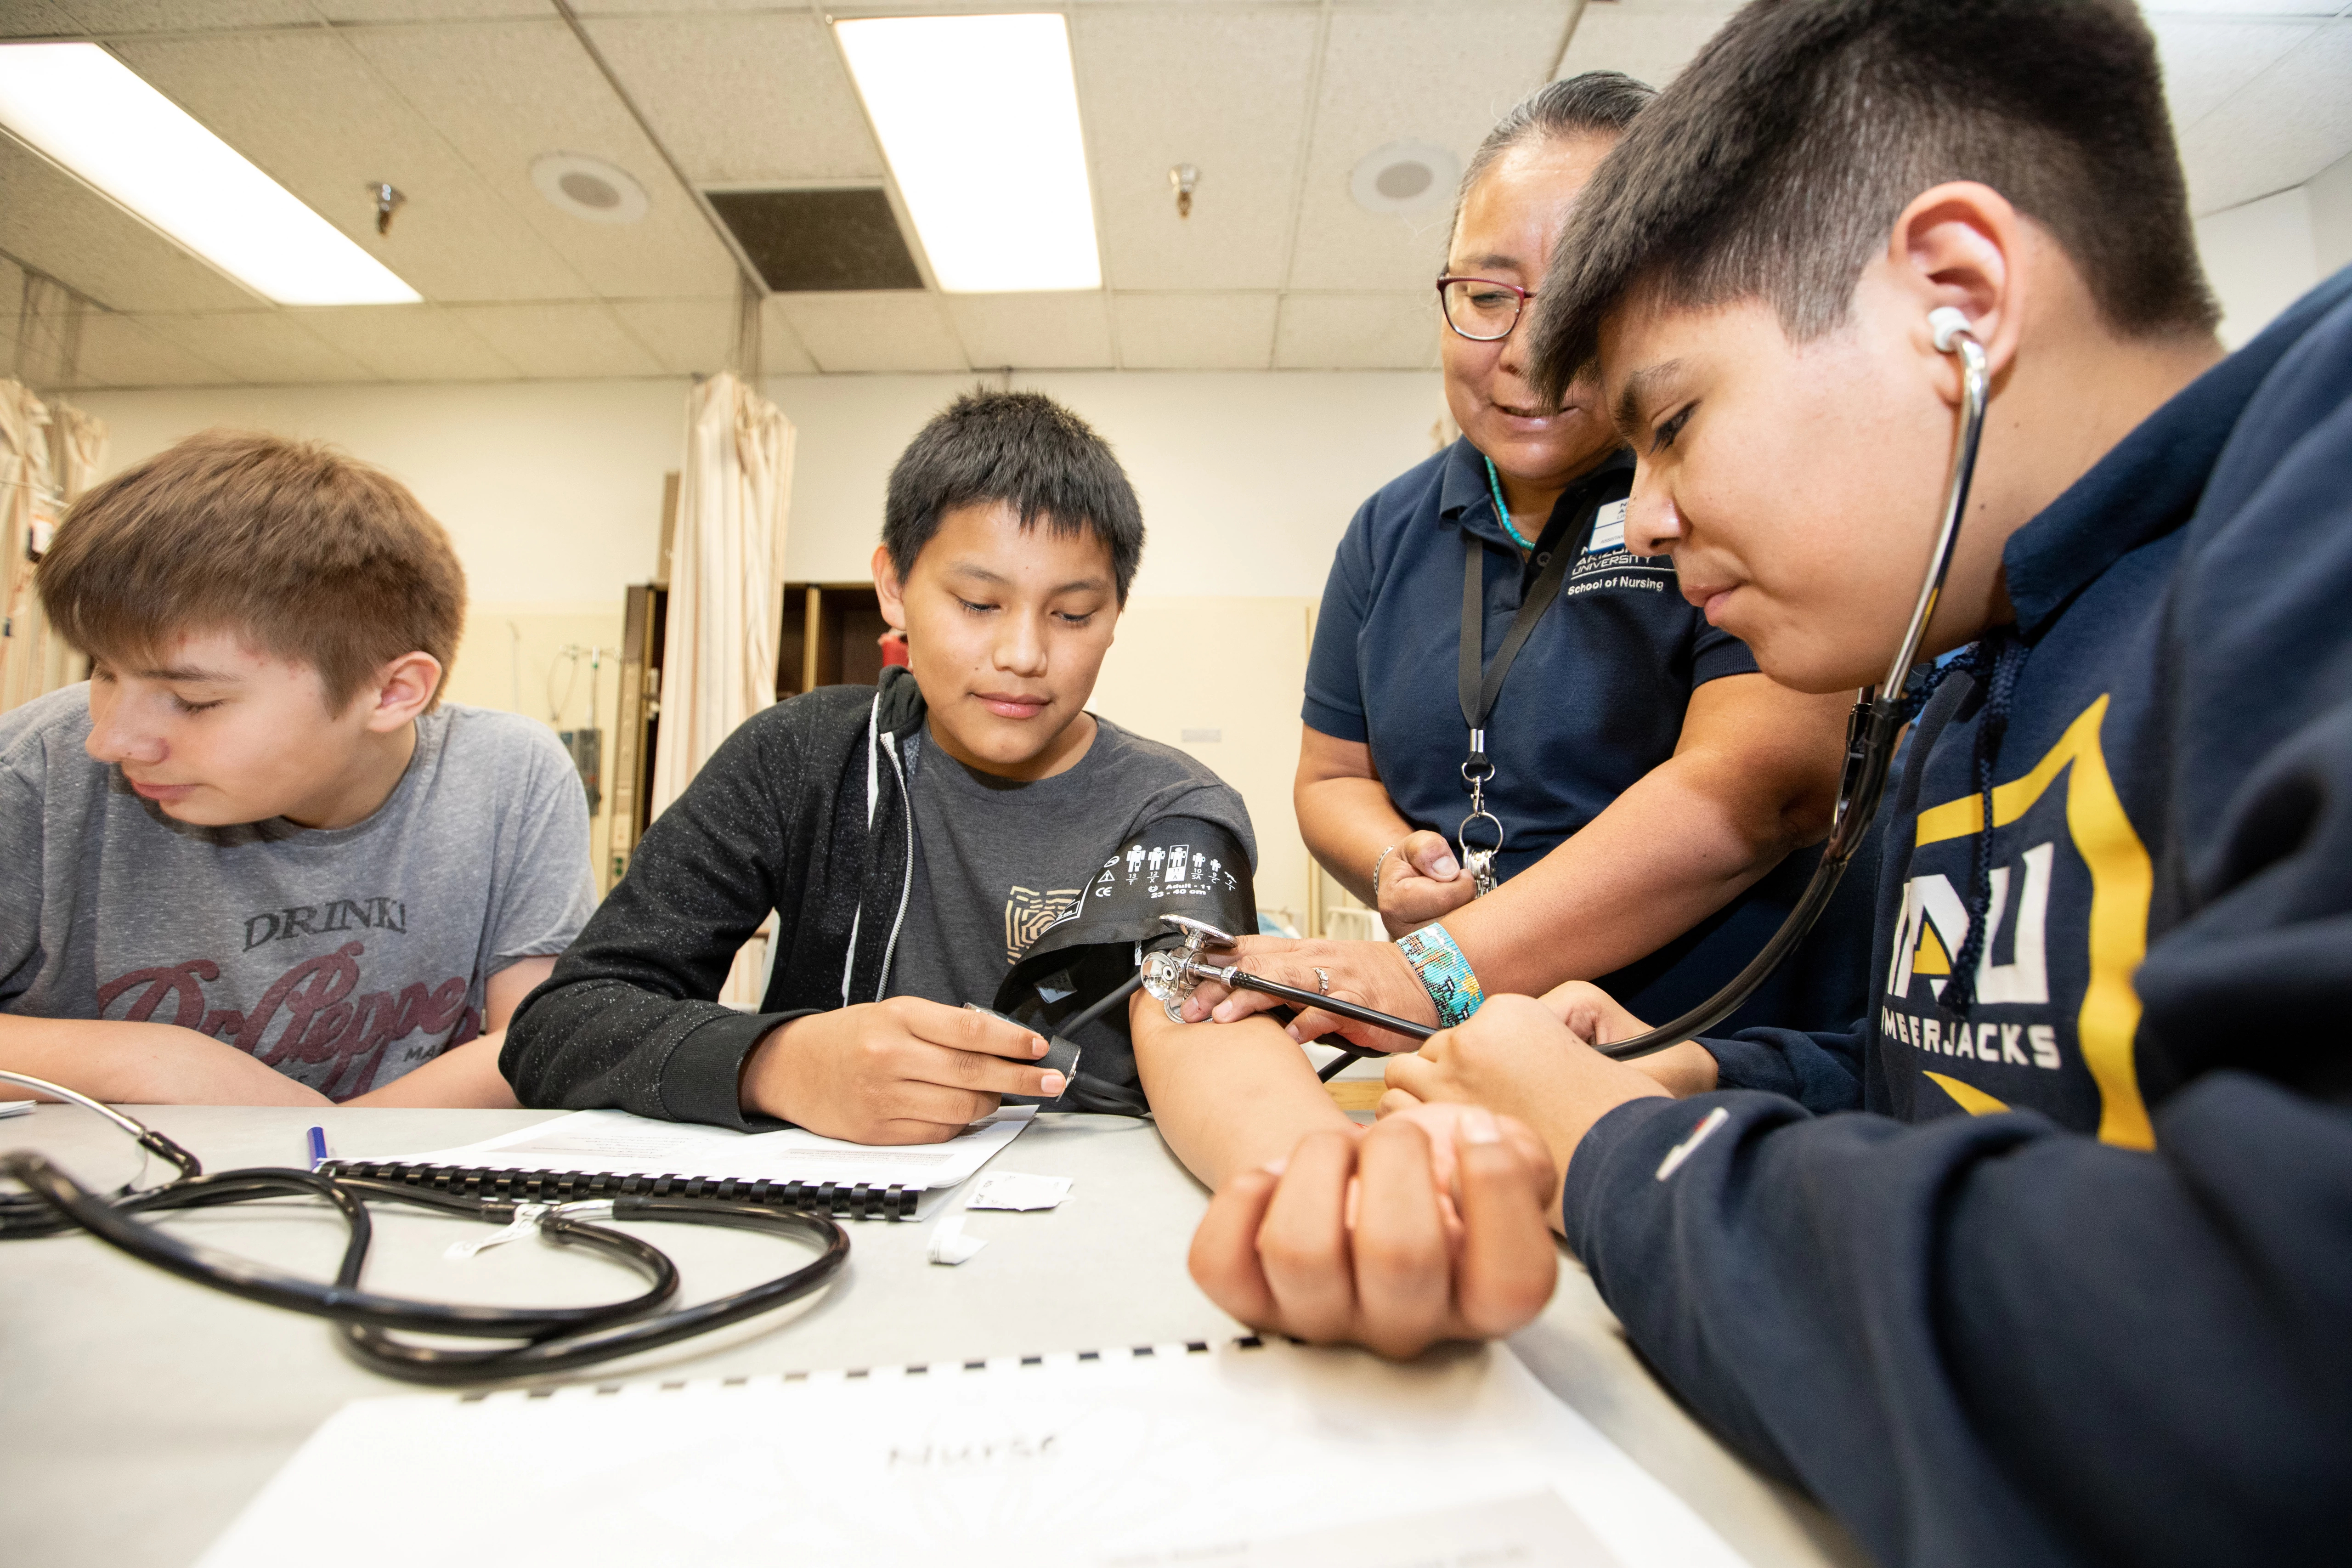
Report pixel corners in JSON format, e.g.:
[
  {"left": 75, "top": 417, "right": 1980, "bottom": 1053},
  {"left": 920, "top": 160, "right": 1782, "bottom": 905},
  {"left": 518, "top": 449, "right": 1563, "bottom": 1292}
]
[{"left": 1454, "top": 494, "right": 1604, "bottom": 889}]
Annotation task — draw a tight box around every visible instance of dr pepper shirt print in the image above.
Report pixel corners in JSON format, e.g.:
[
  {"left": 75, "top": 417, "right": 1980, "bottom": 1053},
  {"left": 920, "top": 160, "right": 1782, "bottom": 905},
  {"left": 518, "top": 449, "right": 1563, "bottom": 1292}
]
[
  {"left": 1303, "top": 435, "right": 1874, "bottom": 1032},
  {"left": 0, "top": 690, "right": 594, "bottom": 1100}
]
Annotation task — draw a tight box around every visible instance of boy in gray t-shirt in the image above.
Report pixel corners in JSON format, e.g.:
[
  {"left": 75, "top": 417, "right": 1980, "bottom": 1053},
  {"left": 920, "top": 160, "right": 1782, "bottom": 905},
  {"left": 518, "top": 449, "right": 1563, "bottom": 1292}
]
[{"left": 0, "top": 431, "right": 593, "bottom": 1107}]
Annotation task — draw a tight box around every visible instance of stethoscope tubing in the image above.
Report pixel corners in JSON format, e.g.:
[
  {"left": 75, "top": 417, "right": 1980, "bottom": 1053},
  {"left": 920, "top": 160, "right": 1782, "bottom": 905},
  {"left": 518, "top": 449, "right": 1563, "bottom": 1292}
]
[{"left": 0, "top": 1070, "right": 853, "bottom": 1386}]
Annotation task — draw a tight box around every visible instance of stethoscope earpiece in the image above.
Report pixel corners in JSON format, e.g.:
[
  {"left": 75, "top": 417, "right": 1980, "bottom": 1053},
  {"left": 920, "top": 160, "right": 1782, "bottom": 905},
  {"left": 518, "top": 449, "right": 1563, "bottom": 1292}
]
[{"left": 1929, "top": 306, "right": 1974, "bottom": 353}]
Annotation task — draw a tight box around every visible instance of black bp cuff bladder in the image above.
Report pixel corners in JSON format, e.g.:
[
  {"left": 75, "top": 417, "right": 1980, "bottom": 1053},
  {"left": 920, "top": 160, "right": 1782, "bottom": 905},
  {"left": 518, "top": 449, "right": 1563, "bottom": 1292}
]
[{"left": 989, "top": 815, "right": 1256, "bottom": 1115}]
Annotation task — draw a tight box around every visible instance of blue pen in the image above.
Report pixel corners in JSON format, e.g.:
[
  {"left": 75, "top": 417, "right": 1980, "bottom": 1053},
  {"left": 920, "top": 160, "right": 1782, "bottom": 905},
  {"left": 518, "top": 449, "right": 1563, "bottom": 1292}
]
[{"left": 305, "top": 1125, "right": 329, "bottom": 1172}]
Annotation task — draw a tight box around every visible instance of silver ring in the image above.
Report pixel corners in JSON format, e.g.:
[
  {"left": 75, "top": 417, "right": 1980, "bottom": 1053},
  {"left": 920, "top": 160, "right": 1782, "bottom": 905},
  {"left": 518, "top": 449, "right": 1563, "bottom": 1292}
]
[{"left": 1314, "top": 967, "right": 1332, "bottom": 996}]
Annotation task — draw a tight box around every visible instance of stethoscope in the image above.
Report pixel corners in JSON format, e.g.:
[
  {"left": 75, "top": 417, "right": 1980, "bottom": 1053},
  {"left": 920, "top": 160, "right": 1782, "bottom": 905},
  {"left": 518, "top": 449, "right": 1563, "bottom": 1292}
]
[
  {"left": 1145, "top": 307, "right": 1991, "bottom": 1064},
  {"left": 0, "top": 1069, "right": 850, "bottom": 1384}
]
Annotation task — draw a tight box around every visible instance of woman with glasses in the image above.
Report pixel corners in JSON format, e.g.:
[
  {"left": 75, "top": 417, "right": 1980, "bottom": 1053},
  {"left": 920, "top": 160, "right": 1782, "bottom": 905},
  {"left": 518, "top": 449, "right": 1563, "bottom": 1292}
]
[{"left": 1202, "top": 74, "right": 1872, "bottom": 1053}]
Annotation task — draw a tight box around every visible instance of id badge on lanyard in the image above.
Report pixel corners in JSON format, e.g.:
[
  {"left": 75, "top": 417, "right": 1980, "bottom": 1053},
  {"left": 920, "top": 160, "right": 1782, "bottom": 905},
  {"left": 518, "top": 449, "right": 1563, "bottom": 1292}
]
[{"left": 1456, "top": 472, "right": 1600, "bottom": 895}]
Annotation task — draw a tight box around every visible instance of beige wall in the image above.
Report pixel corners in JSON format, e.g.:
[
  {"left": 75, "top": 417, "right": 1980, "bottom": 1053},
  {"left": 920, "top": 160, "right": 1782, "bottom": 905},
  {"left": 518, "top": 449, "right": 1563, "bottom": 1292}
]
[
  {"left": 74, "top": 379, "right": 685, "bottom": 607},
  {"left": 763, "top": 371, "right": 1442, "bottom": 596},
  {"left": 2195, "top": 149, "right": 2352, "bottom": 351},
  {"left": 73, "top": 370, "right": 1439, "bottom": 612}
]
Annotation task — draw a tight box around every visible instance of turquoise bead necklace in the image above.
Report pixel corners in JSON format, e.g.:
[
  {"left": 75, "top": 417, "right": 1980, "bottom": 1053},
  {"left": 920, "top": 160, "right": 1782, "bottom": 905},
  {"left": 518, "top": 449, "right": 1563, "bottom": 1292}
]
[{"left": 1481, "top": 453, "right": 1537, "bottom": 551}]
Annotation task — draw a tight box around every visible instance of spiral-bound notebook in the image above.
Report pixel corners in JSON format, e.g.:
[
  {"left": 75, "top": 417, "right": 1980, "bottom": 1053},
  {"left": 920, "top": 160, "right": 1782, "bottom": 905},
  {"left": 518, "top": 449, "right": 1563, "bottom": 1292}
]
[
  {"left": 199, "top": 1336, "right": 1752, "bottom": 1568},
  {"left": 324, "top": 1106, "right": 1035, "bottom": 1222}
]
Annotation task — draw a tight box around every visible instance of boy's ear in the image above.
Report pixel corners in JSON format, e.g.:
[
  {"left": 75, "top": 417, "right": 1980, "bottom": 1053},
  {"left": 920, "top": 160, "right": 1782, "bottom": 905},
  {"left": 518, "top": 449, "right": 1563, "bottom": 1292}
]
[
  {"left": 1883, "top": 180, "right": 2029, "bottom": 398},
  {"left": 871, "top": 543, "right": 907, "bottom": 629},
  {"left": 358, "top": 651, "right": 442, "bottom": 732}
]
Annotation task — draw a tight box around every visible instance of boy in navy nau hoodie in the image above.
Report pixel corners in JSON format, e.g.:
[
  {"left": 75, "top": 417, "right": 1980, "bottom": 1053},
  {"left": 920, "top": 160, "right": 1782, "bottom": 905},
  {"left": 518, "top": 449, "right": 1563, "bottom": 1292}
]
[{"left": 1184, "top": 2, "right": 2352, "bottom": 1562}]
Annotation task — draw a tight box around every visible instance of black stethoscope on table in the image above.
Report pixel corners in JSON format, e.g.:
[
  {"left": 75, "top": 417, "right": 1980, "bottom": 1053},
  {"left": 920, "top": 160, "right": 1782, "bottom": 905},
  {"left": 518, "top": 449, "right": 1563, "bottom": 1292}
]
[
  {"left": 1147, "top": 308, "right": 1991, "bottom": 1064},
  {"left": 0, "top": 1070, "right": 849, "bottom": 1384}
]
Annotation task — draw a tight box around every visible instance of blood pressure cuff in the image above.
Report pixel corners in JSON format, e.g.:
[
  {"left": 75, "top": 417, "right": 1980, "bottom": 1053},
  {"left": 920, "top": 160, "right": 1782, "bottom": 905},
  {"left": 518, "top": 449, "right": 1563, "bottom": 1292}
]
[{"left": 989, "top": 814, "right": 1255, "bottom": 1115}]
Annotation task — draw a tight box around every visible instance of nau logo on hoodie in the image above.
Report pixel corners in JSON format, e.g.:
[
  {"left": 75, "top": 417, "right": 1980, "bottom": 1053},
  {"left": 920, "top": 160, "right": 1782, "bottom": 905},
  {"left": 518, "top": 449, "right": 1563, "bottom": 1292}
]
[
  {"left": 1879, "top": 696, "right": 2157, "bottom": 1149},
  {"left": 1884, "top": 845, "right": 2064, "bottom": 1078}
]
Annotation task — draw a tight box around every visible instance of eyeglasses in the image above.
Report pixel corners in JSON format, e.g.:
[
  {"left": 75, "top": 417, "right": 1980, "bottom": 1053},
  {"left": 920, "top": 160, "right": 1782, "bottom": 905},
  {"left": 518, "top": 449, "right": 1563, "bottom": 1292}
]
[{"left": 1436, "top": 276, "right": 1534, "bottom": 342}]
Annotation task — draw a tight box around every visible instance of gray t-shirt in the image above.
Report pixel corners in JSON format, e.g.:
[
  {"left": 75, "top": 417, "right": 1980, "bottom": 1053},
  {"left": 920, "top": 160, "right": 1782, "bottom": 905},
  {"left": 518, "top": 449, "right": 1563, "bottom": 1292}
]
[
  {"left": 889, "top": 714, "right": 1255, "bottom": 1011},
  {"left": 0, "top": 687, "right": 595, "bottom": 1100}
]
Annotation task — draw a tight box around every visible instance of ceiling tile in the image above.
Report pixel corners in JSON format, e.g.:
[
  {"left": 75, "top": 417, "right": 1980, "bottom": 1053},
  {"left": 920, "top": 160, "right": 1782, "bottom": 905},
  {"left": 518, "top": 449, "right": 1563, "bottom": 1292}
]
[
  {"left": 610, "top": 296, "right": 744, "bottom": 377},
  {"left": 1274, "top": 292, "right": 1442, "bottom": 371},
  {"left": 314, "top": 0, "right": 550, "bottom": 20},
  {"left": 2179, "top": 19, "right": 2352, "bottom": 212},
  {"left": 752, "top": 298, "right": 822, "bottom": 377},
  {"left": 64, "top": 313, "right": 234, "bottom": 388},
  {"left": 1287, "top": 5, "right": 1572, "bottom": 292},
  {"left": 1073, "top": 6, "right": 1320, "bottom": 291},
  {"left": 1552, "top": 2, "right": 1740, "bottom": 90},
  {"left": 0, "top": 132, "right": 260, "bottom": 311},
  {"left": 1112, "top": 292, "right": 1277, "bottom": 370},
  {"left": 772, "top": 292, "right": 967, "bottom": 374},
  {"left": 2152, "top": 17, "right": 2320, "bottom": 130},
  {"left": 567, "top": 0, "right": 781, "bottom": 13},
  {"left": 448, "top": 300, "right": 666, "bottom": 378},
  {"left": 113, "top": 29, "right": 595, "bottom": 302},
  {"left": 62, "top": 0, "right": 318, "bottom": 31},
  {"left": 292, "top": 304, "right": 521, "bottom": 380},
  {"left": 946, "top": 292, "right": 1114, "bottom": 369},
  {"left": 343, "top": 20, "right": 741, "bottom": 300},
  {"left": 136, "top": 310, "right": 381, "bottom": 383},
  {"left": 0, "top": 3, "right": 83, "bottom": 38},
  {"left": 584, "top": 13, "right": 883, "bottom": 186}
]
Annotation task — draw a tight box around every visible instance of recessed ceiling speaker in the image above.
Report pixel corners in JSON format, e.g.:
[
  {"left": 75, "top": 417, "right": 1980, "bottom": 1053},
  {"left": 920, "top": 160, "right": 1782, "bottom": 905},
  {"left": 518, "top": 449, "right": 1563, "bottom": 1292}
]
[
  {"left": 1350, "top": 142, "right": 1459, "bottom": 215},
  {"left": 531, "top": 152, "right": 649, "bottom": 225}
]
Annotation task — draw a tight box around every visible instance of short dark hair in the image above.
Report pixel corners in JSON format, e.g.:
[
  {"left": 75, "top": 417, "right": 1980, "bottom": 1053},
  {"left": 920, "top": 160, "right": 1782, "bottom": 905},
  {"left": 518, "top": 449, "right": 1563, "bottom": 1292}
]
[
  {"left": 882, "top": 389, "right": 1145, "bottom": 602},
  {"left": 1528, "top": 0, "right": 2218, "bottom": 395},
  {"left": 38, "top": 429, "right": 465, "bottom": 711},
  {"left": 1451, "top": 71, "right": 1654, "bottom": 252}
]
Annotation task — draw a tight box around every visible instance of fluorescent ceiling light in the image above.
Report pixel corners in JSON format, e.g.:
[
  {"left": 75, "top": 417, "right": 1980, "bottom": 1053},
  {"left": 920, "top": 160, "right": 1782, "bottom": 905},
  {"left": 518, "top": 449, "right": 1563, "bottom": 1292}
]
[
  {"left": 0, "top": 42, "right": 420, "bottom": 306},
  {"left": 835, "top": 14, "right": 1101, "bottom": 294}
]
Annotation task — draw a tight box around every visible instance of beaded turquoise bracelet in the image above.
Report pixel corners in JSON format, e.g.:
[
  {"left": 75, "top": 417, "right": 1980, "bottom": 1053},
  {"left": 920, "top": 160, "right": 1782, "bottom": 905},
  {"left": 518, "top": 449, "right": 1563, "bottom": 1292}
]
[{"left": 1394, "top": 922, "right": 1485, "bottom": 1028}]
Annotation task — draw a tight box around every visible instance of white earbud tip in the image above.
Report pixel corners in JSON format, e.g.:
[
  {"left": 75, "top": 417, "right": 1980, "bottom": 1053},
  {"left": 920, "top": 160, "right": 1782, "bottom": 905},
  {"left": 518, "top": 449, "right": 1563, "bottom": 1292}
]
[{"left": 1928, "top": 306, "right": 1972, "bottom": 351}]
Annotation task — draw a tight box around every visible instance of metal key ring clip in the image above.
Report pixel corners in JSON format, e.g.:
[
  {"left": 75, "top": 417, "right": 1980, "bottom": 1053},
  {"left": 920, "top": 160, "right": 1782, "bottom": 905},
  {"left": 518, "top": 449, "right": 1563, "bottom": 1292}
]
[{"left": 1456, "top": 809, "right": 1505, "bottom": 857}]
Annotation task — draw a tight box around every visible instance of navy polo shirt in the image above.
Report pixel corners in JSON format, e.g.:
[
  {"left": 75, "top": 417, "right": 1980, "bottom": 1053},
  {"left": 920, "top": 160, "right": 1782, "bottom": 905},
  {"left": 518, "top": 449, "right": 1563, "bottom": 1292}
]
[{"left": 1303, "top": 435, "right": 1876, "bottom": 1033}]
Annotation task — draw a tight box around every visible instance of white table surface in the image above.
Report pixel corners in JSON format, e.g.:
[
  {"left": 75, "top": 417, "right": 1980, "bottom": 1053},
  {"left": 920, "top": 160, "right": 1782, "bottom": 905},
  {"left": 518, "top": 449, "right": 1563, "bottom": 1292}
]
[{"left": 0, "top": 1104, "right": 1867, "bottom": 1568}]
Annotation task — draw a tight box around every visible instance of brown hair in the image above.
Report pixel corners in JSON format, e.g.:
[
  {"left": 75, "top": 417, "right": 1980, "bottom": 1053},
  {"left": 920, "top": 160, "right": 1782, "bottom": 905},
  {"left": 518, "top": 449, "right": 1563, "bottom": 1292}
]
[
  {"left": 1527, "top": 0, "right": 2218, "bottom": 396},
  {"left": 37, "top": 429, "right": 466, "bottom": 710}
]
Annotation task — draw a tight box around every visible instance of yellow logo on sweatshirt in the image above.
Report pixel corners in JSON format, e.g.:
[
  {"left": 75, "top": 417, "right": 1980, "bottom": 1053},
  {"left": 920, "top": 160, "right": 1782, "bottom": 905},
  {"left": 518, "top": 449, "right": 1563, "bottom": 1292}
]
[{"left": 1897, "top": 696, "right": 2156, "bottom": 1150}]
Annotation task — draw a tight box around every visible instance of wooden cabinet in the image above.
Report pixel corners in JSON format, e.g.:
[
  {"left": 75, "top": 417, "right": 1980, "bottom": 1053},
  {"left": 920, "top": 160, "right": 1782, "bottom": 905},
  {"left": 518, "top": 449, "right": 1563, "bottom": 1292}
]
[
  {"left": 606, "top": 583, "right": 666, "bottom": 889},
  {"left": 779, "top": 581, "right": 890, "bottom": 696}
]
